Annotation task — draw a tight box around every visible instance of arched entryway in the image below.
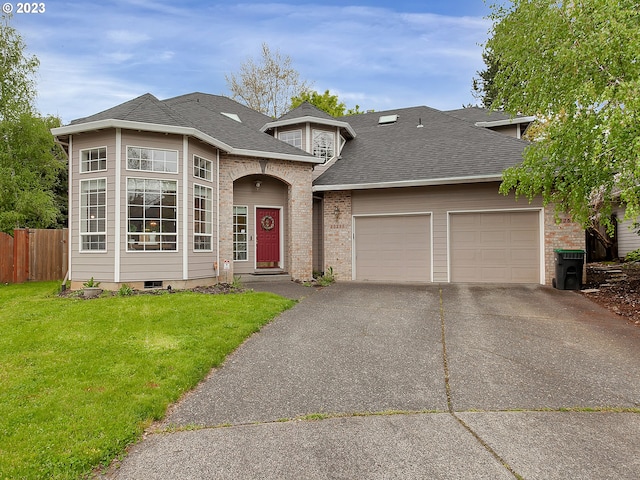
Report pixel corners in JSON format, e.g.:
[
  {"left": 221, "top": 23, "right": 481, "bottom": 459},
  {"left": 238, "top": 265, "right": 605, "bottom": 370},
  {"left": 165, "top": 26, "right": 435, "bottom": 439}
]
[{"left": 232, "top": 175, "right": 289, "bottom": 275}]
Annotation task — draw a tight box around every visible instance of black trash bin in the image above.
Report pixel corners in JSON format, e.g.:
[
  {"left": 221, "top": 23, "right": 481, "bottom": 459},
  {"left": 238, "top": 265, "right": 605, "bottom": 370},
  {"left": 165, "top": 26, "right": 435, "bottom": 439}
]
[{"left": 553, "top": 249, "right": 585, "bottom": 290}]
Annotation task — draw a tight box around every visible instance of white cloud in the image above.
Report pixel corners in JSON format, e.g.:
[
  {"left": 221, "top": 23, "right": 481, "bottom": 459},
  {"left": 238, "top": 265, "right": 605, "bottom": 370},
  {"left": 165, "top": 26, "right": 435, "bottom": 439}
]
[
  {"left": 16, "top": 1, "right": 491, "bottom": 121},
  {"left": 106, "top": 30, "right": 151, "bottom": 45}
]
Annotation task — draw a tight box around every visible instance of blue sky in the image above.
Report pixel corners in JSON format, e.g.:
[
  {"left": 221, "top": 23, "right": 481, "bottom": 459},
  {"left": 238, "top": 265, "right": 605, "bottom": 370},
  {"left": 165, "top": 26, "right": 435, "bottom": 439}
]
[{"left": 9, "top": 0, "right": 498, "bottom": 123}]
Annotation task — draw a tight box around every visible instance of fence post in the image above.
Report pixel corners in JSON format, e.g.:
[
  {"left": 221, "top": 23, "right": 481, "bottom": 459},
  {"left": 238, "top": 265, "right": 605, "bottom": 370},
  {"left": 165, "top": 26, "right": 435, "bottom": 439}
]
[
  {"left": 13, "top": 229, "right": 29, "bottom": 283},
  {"left": 0, "top": 232, "right": 14, "bottom": 283}
]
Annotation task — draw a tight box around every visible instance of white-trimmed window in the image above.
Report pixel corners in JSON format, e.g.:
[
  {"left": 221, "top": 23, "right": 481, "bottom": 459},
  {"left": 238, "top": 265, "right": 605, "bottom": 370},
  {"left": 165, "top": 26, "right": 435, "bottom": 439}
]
[
  {"left": 80, "top": 178, "right": 106, "bottom": 251},
  {"left": 80, "top": 147, "right": 107, "bottom": 173},
  {"left": 193, "top": 155, "right": 212, "bottom": 181},
  {"left": 127, "top": 178, "right": 178, "bottom": 251},
  {"left": 312, "top": 130, "right": 335, "bottom": 161},
  {"left": 194, "top": 184, "right": 213, "bottom": 251},
  {"left": 127, "top": 146, "right": 178, "bottom": 173},
  {"left": 233, "top": 206, "right": 248, "bottom": 261},
  {"left": 279, "top": 130, "right": 302, "bottom": 149}
]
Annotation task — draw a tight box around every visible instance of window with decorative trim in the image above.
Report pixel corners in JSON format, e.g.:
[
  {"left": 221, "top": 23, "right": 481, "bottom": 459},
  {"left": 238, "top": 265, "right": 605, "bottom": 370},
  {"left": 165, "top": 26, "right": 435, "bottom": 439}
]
[
  {"left": 312, "top": 130, "right": 335, "bottom": 161},
  {"left": 80, "top": 178, "right": 106, "bottom": 251},
  {"left": 278, "top": 130, "right": 302, "bottom": 149},
  {"left": 127, "top": 146, "right": 178, "bottom": 173},
  {"left": 193, "top": 155, "right": 212, "bottom": 181},
  {"left": 126, "top": 178, "right": 177, "bottom": 251},
  {"left": 233, "top": 206, "right": 248, "bottom": 261},
  {"left": 194, "top": 184, "right": 213, "bottom": 251},
  {"left": 80, "top": 147, "right": 107, "bottom": 173}
]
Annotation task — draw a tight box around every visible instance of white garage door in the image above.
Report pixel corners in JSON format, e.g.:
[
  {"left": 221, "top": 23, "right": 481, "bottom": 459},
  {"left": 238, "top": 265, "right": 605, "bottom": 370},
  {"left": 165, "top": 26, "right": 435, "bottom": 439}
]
[
  {"left": 355, "top": 215, "right": 430, "bottom": 282},
  {"left": 450, "top": 211, "right": 540, "bottom": 283}
]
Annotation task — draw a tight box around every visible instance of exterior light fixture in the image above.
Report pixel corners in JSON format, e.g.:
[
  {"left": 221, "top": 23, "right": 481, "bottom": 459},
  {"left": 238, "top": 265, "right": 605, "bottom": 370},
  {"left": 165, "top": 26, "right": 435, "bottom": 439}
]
[
  {"left": 255, "top": 180, "right": 262, "bottom": 190},
  {"left": 333, "top": 206, "right": 341, "bottom": 220}
]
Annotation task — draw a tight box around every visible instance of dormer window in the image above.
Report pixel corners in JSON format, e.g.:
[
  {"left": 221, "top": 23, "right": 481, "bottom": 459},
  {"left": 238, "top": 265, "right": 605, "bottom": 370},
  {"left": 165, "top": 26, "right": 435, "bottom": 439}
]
[
  {"left": 312, "top": 130, "right": 334, "bottom": 161},
  {"left": 278, "top": 130, "right": 302, "bottom": 149}
]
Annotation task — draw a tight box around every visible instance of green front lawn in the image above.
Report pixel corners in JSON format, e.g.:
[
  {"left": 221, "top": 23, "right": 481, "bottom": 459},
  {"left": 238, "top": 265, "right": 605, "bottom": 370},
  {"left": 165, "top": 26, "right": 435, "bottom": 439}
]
[{"left": 0, "top": 282, "right": 295, "bottom": 479}]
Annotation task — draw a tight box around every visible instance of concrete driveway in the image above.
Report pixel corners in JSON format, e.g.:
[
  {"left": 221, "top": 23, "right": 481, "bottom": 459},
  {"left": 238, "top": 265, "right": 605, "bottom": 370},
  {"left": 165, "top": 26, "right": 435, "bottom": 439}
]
[{"left": 105, "top": 283, "right": 640, "bottom": 479}]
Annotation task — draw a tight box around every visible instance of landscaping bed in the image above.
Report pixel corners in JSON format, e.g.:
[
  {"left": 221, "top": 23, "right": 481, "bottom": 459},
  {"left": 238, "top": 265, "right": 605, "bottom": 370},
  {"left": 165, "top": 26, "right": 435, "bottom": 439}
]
[{"left": 581, "top": 262, "right": 640, "bottom": 326}]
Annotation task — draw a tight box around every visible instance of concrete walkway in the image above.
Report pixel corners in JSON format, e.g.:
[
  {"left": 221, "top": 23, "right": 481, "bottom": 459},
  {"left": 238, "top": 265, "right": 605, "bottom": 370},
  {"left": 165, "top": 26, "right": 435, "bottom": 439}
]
[{"left": 105, "top": 283, "right": 640, "bottom": 479}]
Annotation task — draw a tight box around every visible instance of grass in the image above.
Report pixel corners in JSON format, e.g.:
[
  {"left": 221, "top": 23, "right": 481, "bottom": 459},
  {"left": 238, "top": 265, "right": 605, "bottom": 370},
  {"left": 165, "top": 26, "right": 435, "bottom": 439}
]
[{"left": 0, "top": 282, "right": 295, "bottom": 479}]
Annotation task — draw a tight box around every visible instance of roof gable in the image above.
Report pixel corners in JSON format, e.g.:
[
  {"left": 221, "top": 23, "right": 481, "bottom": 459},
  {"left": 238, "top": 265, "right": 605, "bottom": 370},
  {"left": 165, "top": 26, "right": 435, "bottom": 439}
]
[
  {"left": 70, "top": 93, "right": 192, "bottom": 127},
  {"left": 277, "top": 102, "right": 336, "bottom": 122}
]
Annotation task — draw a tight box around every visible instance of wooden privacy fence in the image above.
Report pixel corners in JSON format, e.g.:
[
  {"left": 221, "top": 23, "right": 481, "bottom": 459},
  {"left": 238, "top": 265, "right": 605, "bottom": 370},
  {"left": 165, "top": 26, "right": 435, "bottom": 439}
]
[{"left": 0, "top": 229, "right": 68, "bottom": 283}]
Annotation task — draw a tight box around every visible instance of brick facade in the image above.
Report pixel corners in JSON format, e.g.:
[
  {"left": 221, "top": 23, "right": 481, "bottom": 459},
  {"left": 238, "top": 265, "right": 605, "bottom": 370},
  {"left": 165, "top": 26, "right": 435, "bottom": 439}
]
[
  {"left": 322, "top": 191, "right": 353, "bottom": 280},
  {"left": 543, "top": 206, "right": 585, "bottom": 285},
  {"left": 219, "top": 155, "right": 314, "bottom": 281},
  {"left": 321, "top": 191, "right": 585, "bottom": 285}
]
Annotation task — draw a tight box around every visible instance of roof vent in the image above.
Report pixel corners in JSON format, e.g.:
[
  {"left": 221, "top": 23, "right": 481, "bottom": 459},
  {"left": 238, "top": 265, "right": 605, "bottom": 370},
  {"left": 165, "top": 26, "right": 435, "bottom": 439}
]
[
  {"left": 221, "top": 112, "right": 241, "bottom": 122},
  {"left": 378, "top": 114, "right": 398, "bottom": 125}
]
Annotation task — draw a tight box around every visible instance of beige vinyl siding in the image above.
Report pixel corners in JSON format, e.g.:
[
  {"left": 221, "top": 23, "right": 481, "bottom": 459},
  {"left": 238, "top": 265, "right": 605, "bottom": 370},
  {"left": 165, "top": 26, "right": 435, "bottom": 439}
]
[
  {"left": 615, "top": 206, "right": 640, "bottom": 258},
  {"left": 70, "top": 131, "right": 118, "bottom": 282},
  {"left": 233, "top": 176, "right": 288, "bottom": 274},
  {"left": 488, "top": 124, "right": 519, "bottom": 138},
  {"left": 188, "top": 141, "right": 219, "bottom": 279},
  {"left": 119, "top": 130, "right": 185, "bottom": 282},
  {"left": 352, "top": 183, "right": 543, "bottom": 283}
]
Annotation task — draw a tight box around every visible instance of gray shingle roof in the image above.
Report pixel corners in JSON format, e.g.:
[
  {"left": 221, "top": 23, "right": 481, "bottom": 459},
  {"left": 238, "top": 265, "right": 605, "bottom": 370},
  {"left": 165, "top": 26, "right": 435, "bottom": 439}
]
[
  {"left": 446, "top": 106, "right": 520, "bottom": 123},
  {"left": 70, "top": 93, "right": 193, "bottom": 127},
  {"left": 164, "top": 92, "right": 272, "bottom": 131},
  {"left": 314, "top": 106, "right": 528, "bottom": 187},
  {"left": 68, "top": 92, "right": 315, "bottom": 159},
  {"left": 277, "top": 102, "right": 335, "bottom": 122},
  {"left": 167, "top": 98, "right": 311, "bottom": 157},
  {"left": 66, "top": 93, "right": 529, "bottom": 184}
]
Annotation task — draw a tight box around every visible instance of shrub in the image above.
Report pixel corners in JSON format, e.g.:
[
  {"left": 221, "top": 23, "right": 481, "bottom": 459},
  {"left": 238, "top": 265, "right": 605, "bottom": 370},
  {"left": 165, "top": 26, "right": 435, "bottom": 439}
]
[{"left": 625, "top": 249, "right": 640, "bottom": 263}]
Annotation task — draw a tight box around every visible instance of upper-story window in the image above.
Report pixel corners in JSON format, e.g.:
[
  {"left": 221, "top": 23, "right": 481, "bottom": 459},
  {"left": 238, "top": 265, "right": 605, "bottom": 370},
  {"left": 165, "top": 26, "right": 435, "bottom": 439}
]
[
  {"left": 312, "top": 130, "right": 335, "bottom": 161},
  {"left": 127, "top": 146, "right": 178, "bottom": 173},
  {"left": 278, "top": 130, "right": 302, "bottom": 150},
  {"left": 80, "top": 178, "right": 106, "bottom": 251},
  {"left": 193, "top": 155, "right": 212, "bottom": 181},
  {"left": 80, "top": 147, "right": 107, "bottom": 173}
]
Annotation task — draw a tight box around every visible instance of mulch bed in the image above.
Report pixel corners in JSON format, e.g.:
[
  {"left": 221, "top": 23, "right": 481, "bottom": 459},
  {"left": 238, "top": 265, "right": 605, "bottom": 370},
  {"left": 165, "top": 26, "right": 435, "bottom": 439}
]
[{"left": 581, "top": 262, "right": 640, "bottom": 326}]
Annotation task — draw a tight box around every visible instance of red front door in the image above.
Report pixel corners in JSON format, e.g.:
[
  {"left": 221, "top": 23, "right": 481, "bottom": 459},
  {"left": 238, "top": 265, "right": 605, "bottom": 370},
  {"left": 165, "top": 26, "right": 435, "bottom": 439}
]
[{"left": 256, "top": 208, "right": 280, "bottom": 268}]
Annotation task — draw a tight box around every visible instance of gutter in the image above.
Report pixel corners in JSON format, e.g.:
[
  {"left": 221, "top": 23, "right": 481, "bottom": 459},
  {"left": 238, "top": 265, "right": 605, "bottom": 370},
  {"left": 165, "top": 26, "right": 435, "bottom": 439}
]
[
  {"left": 475, "top": 116, "right": 536, "bottom": 128},
  {"left": 312, "top": 174, "right": 503, "bottom": 192},
  {"left": 51, "top": 119, "right": 322, "bottom": 164}
]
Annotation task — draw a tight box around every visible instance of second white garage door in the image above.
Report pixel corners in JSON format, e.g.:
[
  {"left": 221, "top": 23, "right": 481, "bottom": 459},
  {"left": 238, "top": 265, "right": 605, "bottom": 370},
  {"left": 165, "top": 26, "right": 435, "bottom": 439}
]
[
  {"left": 449, "top": 211, "right": 540, "bottom": 283},
  {"left": 354, "top": 215, "right": 431, "bottom": 282}
]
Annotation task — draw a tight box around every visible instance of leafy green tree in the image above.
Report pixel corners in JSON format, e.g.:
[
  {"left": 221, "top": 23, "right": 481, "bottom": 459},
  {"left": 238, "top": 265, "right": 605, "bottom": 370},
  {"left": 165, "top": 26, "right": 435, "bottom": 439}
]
[
  {"left": 472, "top": 49, "right": 500, "bottom": 108},
  {"left": 290, "top": 89, "right": 368, "bottom": 117},
  {"left": 0, "top": 14, "right": 67, "bottom": 234},
  {"left": 226, "top": 43, "right": 311, "bottom": 118},
  {"left": 486, "top": 0, "right": 640, "bottom": 233},
  {"left": 291, "top": 90, "right": 346, "bottom": 116},
  {"left": 0, "top": 14, "right": 38, "bottom": 121}
]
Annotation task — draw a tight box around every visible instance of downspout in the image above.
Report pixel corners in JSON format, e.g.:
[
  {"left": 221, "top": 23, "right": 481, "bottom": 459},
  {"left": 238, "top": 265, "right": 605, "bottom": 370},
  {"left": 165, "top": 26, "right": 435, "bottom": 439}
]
[
  {"left": 216, "top": 149, "right": 220, "bottom": 281},
  {"left": 67, "top": 136, "right": 73, "bottom": 283},
  {"left": 183, "top": 136, "right": 189, "bottom": 280},
  {"left": 114, "top": 128, "right": 122, "bottom": 283}
]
